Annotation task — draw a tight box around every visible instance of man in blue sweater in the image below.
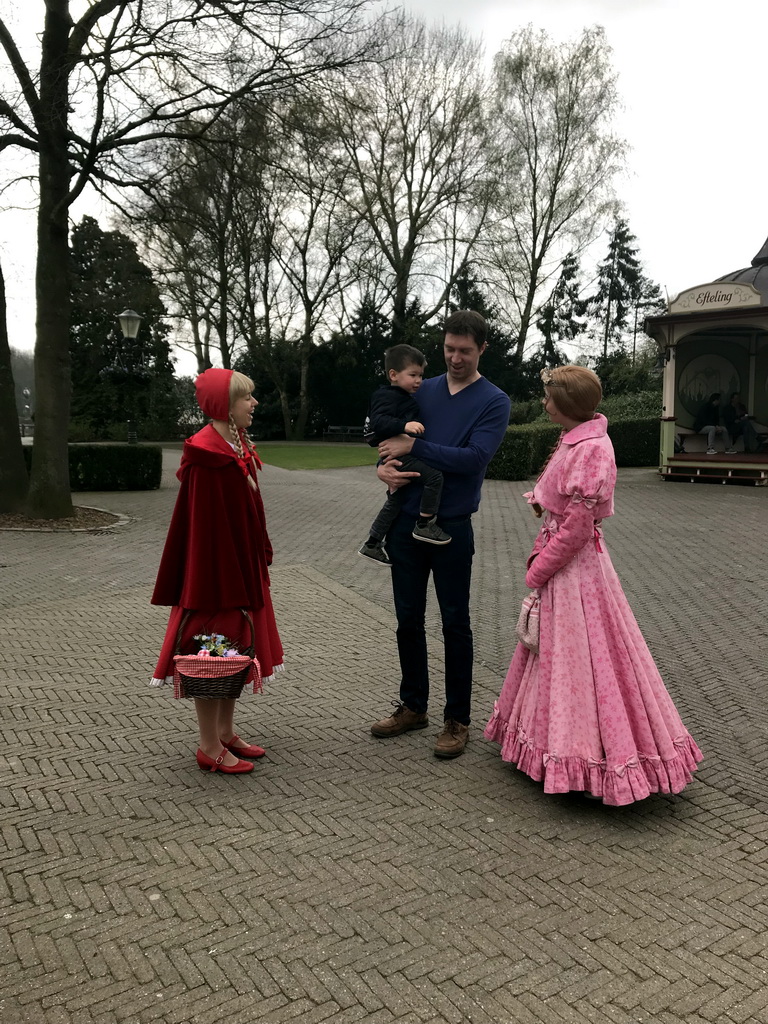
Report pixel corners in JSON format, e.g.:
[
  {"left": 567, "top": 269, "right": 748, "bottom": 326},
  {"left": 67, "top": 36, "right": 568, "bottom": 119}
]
[{"left": 370, "top": 310, "right": 511, "bottom": 758}]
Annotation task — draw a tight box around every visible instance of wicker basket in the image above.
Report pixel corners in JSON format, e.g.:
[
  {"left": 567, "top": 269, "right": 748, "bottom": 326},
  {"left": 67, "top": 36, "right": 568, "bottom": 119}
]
[
  {"left": 172, "top": 609, "right": 261, "bottom": 699},
  {"left": 173, "top": 653, "right": 254, "bottom": 699}
]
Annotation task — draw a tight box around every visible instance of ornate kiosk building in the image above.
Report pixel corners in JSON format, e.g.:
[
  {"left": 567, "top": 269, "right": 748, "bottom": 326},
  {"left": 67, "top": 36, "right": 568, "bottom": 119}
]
[{"left": 645, "top": 238, "right": 768, "bottom": 484}]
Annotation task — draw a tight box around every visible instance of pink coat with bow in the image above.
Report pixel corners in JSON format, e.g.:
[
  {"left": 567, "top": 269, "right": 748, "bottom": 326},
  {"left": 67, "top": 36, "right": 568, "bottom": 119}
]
[{"left": 524, "top": 414, "right": 615, "bottom": 590}]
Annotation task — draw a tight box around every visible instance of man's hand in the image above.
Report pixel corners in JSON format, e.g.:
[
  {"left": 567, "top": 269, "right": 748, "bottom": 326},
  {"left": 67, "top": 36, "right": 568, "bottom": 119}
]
[
  {"left": 404, "top": 420, "right": 425, "bottom": 435},
  {"left": 378, "top": 433, "right": 415, "bottom": 460},
  {"left": 377, "top": 460, "right": 420, "bottom": 491}
]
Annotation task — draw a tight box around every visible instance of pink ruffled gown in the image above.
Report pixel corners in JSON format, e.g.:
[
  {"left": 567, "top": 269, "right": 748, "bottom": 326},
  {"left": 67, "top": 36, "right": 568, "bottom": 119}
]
[{"left": 484, "top": 414, "right": 702, "bottom": 806}]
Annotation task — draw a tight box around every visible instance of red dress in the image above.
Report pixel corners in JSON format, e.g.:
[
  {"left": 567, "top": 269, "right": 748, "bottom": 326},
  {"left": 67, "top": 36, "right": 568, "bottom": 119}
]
[{"left": 150, "top": 424, "right": 283, "bottom": 693}]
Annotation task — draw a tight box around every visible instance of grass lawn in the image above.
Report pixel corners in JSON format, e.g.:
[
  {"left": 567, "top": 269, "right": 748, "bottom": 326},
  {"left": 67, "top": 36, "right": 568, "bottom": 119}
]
[{"left": 255, "top": 442, "right": 379, "bottom": 471}]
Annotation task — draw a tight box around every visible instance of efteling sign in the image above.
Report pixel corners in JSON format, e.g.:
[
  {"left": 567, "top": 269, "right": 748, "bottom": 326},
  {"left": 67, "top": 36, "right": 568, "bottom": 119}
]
[{"left": 669, "top": 281, "right": 761, "bottom": 314}]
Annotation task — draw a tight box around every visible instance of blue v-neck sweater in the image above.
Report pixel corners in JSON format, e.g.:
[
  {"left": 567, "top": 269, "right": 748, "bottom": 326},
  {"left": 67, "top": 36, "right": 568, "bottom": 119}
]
[{"left": 401, "top": 374, "right": 510, "bottom": 518}]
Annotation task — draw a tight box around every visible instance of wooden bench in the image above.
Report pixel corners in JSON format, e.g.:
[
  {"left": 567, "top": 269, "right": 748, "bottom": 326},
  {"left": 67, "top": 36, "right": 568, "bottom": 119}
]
[
  {"left": 675, "top": 424, "right": 768, "bottom": 453},
  {"left": 323, "top": 425, "right": 365, "bottom": 443}
]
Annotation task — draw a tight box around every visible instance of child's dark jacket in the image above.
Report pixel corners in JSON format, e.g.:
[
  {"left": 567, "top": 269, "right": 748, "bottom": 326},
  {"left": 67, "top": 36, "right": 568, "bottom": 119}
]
[{"left": 364, "top": 384, "right": 420, "bottom": 447}]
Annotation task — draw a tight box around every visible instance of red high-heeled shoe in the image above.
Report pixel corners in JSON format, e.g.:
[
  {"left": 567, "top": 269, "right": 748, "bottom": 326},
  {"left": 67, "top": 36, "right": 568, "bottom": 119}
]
[
  {"left": 196, "top": 748, "right": 254, "bottom": 773},
  {"left": 221, "top": 735, "right": 266, "bottom": 759}
]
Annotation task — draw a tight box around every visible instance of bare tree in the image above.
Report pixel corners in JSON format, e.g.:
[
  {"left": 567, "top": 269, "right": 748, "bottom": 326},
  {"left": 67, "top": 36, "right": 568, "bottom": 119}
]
[
  {"left": 131, "top": 91, "right": 361, "bottom": 438},
  {"left": 328, "top": 18, "right": 491, "bottom": 340},
  {"left": 0, "top": 0, "right": 377, "bottom": 516},
  {"left": 235, "top": 95, "right": 362, "bottom": 438},
  {"left": 484, "top": 25, "right": 626, "bottom": 361},
  {"left": 129, "top": 113, "right": 269, "bottom": 374},
  {"left": 0, "top": 259, "right": 28, "bottom": 512}
]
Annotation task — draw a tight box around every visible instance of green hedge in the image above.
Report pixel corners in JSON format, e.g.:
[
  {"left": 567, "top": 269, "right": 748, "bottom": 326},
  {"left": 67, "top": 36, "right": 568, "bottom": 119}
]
[
  {"left": 68, "top": 418, "right": 180, "bottom": 443},
  {"left": 23, "top": 444, "right": 162, "bottom": 491},
  {"left": 607, "top": 418, "right": 659, "bottom": 467},
  {"left": 487, "top": 417, "right": 659, "bottom": 480},
  {"left": 484, "top": 432, "right": 533, "bottom": 481},
  {"left": 486, "top": 422, "right": 560, "bottom": 480}
]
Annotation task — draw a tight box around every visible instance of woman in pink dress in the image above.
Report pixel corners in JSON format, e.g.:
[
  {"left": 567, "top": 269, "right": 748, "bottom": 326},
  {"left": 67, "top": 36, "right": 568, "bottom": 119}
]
[{"left": 485, "top": 366, "right": 702, "bottom": 805}]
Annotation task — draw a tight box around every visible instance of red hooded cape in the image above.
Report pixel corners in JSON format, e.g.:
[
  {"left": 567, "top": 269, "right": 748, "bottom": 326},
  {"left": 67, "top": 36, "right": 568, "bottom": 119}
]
[{"left": 151, "top": 424, "right": 272, "bottom": 611}]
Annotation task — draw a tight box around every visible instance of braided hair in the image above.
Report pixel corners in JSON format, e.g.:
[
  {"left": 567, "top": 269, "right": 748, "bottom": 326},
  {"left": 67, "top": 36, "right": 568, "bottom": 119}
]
[{"left": 228, "top": 371, "right": 261, "bottom": 485}]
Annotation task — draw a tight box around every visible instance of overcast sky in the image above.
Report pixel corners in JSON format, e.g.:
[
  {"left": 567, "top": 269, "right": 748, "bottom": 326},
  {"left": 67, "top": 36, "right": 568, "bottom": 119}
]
[
  {"left": 2, "top": 0, "right": 767, "bottom": 355},
  {"left": 401, "top": 0, "right": 768, "bottom": 294}
]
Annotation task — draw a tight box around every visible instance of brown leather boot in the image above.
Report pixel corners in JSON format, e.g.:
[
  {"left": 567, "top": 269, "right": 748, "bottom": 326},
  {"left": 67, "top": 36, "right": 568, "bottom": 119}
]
[
  {"left": 370, "top": 701, "right": 429, "bottom": 738},
  {"left": 434, "top": 719, "right": 469, "bottom": 759}
]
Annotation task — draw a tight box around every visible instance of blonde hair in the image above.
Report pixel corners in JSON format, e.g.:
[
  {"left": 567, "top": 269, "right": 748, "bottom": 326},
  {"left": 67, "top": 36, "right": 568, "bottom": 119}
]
[
  {"left": 541, "top": 365, "right": 602, "bottom": 423},
  {"left": 229, "top": 371, "right": 255, "bottom": 403},
  {"left": 228, "top": 371, "right": 256, "bottom": 459}
]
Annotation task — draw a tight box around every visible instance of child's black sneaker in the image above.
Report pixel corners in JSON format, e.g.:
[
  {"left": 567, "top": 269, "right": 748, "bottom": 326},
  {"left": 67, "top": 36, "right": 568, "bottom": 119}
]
[
  {"left": 412, "top": 518, "right": 452, "bottom": 545},
  {"left": 358, "top": 540, "right": 392, "bottom": 565}
]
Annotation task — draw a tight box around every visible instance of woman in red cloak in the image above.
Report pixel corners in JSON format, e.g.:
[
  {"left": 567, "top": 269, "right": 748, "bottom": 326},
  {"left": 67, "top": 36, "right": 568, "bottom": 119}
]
[{"left": 150, "top": 368, "right": 284, "bottom": 774}]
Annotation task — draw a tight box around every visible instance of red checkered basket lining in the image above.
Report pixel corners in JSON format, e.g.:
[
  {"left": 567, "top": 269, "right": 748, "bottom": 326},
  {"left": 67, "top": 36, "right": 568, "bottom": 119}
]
[
  {"left": 173, "top": 653, "right": 261, "bottom": 699},
  {"left": 172, "top": 609, "right": 262, "bottom": 699}
]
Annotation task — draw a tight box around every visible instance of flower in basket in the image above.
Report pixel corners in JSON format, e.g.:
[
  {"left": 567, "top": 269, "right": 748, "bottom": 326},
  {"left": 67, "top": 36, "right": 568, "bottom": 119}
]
[{"left": 193, "top": 632, "right": 242, "bottom": 658}]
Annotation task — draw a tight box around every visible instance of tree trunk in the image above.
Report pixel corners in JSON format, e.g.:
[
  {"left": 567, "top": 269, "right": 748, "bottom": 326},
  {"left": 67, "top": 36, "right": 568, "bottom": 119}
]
[
  {"left": 278, "top": 386, "right": 293, "bottom": 439},
  {"left": 0, "top": 261, "right": 29, "bottom": 512},
  {"left": 183, "top": 265, "right": 208, "bottom": 372},
  {"left": 292, "top": 334, "right": 312, "bottom": 441},
  {"left": 602, "top": 252, "right": 617, "bottom": 360},
  {"left": 391, "top": 257, "right": 412, "bottom": 343},
  {"left": 216, "top": 237, "right": 231, "bottom": 368},
  {"left": 27, "top": 0, "right": 73, "bottom": 518},
  {"left": 514, "top": 254, "right": 544, "bottom": 361}
]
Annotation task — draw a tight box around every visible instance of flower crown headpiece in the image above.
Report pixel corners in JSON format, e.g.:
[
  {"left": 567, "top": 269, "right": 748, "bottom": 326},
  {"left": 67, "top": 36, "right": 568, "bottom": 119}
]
[{"left": 540, "top": 368, "right": 566, "bottom": 387}]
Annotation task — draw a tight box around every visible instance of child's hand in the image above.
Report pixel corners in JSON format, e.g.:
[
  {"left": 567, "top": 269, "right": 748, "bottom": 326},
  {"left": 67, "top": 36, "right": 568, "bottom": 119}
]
[{"left": 405, "top": 421, "right": 425, "bottom": 435}]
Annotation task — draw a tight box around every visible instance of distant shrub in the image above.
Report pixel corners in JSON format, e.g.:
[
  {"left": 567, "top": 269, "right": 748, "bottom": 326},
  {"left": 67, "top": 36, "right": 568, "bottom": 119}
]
[
  {"left": 599, "top": 391, "right": 662, "bottom": 421},
  {"left": 487, "top": 416, "right": 659, "bottom": 480},
  {"left": 68, "top": 418, "right": 183, "bottom": 442},
  {"left": 23, "top": 444, "right": 162, "bottom": 490},
  {"left": 607, "top": 419, "right": 659, "bottom": 467},
  {"left": 509, "top": 398, "right": 543, "bottom": 425},
  {"left": 516, "top": 422, "right": 561, "bottom": 473},
  {"left": 485, "top": 432, "right": 533, "bottom": 481},
  {"left": 68, "top": 417, "right": 124, "bottom": 443}
]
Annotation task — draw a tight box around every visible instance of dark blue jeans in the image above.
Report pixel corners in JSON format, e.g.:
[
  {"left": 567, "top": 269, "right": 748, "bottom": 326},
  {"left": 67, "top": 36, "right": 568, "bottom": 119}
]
[{"left": 386, "top": 512, "right": 475, "bottom": 725}]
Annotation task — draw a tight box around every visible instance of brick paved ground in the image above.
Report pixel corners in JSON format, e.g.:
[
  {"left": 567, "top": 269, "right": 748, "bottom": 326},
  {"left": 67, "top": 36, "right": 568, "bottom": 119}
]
[{"left": 1, "top": 449, "right": 767, "bottom": 1024}]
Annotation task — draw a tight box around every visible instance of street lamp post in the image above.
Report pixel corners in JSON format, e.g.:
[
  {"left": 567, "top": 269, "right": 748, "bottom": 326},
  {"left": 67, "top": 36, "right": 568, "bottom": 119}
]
[
  {"left": 118, "top": 308, "right": 143, "bottom": 340},
  {"left": 117, "top": 309, "right": 143, "bottom": 443}
]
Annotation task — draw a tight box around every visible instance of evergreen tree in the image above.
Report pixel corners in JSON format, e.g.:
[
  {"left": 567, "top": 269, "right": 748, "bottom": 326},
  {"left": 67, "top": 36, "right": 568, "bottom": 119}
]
[
  {"left": 630, "top": 276, "right": 666, "bottom": 363},
  {"left": 348, "top": 297, "right": 392, "bottom": 386},
  {"left": 308, "top": 298, "right": 392, "bottom": 433},
  {"left": 446, "top": 265, "right": 515, "bottom": 395},
  {"left": 585, "top": 218, "right": 643, "bottom": 359},
  {"left": 536, "top": 252, "right": 585, "bottom": 366},
  {"left": 399, "top": 298, "right": 443, "bottom": 377},
  {"left": 69, "top": 217, "right": 178, "bottom": 439},
  {"left": 592, "top": 346, "right": 662, "bottom": 398},
  {"left": 235, "top": 340, "right": 303, "bottom": 440}
]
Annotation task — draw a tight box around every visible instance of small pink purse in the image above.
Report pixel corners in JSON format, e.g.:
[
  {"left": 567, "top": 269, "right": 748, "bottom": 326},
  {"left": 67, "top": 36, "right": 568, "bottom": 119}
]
[{"left": 515, "top": 590, "right": 540, "bottom": 653}]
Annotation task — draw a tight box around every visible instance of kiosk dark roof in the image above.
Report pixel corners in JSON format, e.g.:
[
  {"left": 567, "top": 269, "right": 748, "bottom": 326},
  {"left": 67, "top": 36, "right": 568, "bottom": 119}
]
[{"left": 715, "top": 236, "right": 768, "bottom": 305}]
